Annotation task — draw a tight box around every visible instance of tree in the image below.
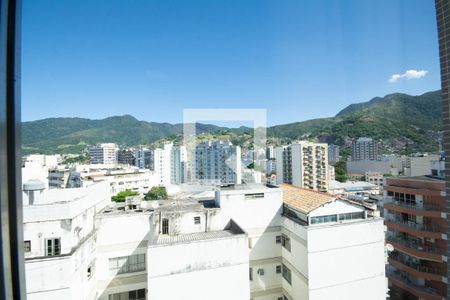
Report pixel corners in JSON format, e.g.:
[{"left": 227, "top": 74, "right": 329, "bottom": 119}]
[
  {"left": 145, "top": 186, "right": 168, "bottom": 200},
  {"left": 334, "top": 160, "right": 348, "bottom": 183},
  {"left": 111, "top": 189, "right": 139, "bottom": 202}
]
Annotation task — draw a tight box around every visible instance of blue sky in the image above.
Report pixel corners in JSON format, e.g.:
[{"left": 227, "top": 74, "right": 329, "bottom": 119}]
[{"left": 22, "top": 0, "right": 440, "bottom": 126}]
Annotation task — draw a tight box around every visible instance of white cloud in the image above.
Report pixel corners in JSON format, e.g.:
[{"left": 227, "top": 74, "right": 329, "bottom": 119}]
[{"left": 388, "top": 69, "right": 428, "bottom": 83}]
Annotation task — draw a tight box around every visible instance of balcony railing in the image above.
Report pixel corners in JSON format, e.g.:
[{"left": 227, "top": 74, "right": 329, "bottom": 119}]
[
  {"left": 387, "top": 199, "right": 443, "bottom": 212},
  {"left": 385, "top": 216, "right": 442, "bottom": 233},
  {"left": 387, "top": 236, "right": 443, "bottom": 256},
  {"left": 386, "top": 266, "right": 440, "bottom": 297},
  {"left": 390, "top": 252, "right": 444, "bottom": 276}
]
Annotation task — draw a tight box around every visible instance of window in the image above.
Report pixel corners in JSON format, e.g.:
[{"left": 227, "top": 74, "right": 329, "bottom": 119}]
[
  {"left": 109, "top": 254, "right": 146, "bottom": 275},
  {"left": 257, "top": 268, "right": 264, "bottom": 276},
  {"left": 339, "top": 212, "right": 364, "bottom": 221},
  {"left": 244, "top": 193, "right": 264, "bottom": 199},
  {"left": 24, "top": 240, "right": 31, "bottom": 253},
  {"left": 276, "top": 265, "right": 282, "bottom": 274},
  {"left": 162, "top": 218, "right": 169, "bottom": 235},
  {"left": 194, "top": 216, "right": 201, "bottom": 224},
  {"left": 129, "top": 289, "right": 146, "bottom": 300},
  {"left": 281, "top": 234, "right": 291, "bottom": 251},
  {"left": 108, "top": 289, "right": 146, "bottom": 300},
  {"left": 282, "top": 264, "right": 292, "bottom": 284},
  {"left": 87, "top": 260, "right": 95, "bottom": 279},
  {"left": 275, "top": 235, "right": 281, "bottom": 244},
  {"left": 310, "top": 214, "right": 337, "bottom": 225},
  {"left": 249, "top": 267, "right": 253, "bottom": 281},
  {"left": 45, "top": 238, "right": 61, "bottom": 256}
]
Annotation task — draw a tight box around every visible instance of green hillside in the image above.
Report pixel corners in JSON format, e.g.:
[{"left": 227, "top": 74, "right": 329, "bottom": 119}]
[{"left": 22, "top": 90, "right": 442, "bottom": 155}]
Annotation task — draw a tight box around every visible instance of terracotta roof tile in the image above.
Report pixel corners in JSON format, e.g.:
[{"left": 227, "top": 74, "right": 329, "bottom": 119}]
[{"left": 280, "top": 184, "right": 335, "bottom": 214}]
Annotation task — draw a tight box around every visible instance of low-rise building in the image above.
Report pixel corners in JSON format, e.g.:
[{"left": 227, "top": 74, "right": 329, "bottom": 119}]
[
  {"left": 365, "top": 171, "right": 384, "bottom": 188},
  {"left": 22, "top": 180, "right": 386, "bottom": 300}
]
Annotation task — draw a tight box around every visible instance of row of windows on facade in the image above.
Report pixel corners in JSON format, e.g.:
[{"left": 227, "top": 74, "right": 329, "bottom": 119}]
[
  {"left": 109, "top": 254, "right": 146, "bottom": 275},
  {"left": 387, "top": 191, "right": 416, "bottom": 205},
  {"left": 284, "top": 206, "right": 364, "bottom": 226},
  {"left": 24, "top": 238, "right": 60, "bottom": 256},
  {"left": 310, "top": 212, "right": 364, "bottom": 224}
]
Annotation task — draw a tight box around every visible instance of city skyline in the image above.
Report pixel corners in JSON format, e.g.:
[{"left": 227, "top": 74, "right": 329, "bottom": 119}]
[{"left": 22, "top": 0, "right": 439, "bottom": 126}]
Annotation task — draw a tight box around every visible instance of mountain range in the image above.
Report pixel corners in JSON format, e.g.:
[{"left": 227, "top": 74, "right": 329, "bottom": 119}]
[{"left": 22, "top": 90, "right": 442, "bottom": 155}]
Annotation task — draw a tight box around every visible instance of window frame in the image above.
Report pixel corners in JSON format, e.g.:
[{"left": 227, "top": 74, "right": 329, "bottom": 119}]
[
  {"left": 45, "top": 238, "right": 61, "bottom": 256},
  {"left": 24, "top": 240, "right": 31, "bottom": 253}
]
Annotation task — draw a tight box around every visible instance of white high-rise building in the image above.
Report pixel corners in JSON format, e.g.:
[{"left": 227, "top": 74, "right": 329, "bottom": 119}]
[
  {"left": 153, "top": 143, "right": 172, "bottom": 186},
  {"left": 170, "top": 145, "right": 187, "bottom": 184},
  {"left": 275, "top": 141, "right": 328, "bottom": 191},
  {"left": 89, "top": 143, "right": 119, "bottom": 164},
  {"left": 192, "top": 141, "right": 242, "bottom": 185}
]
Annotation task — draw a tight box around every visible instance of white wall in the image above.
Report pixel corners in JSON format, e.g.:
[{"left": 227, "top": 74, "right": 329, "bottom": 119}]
[
  {"left": 306, "top": 219, "right": 385, "bottom": 299},
  {"left": 148, "top": 235, "right": 249, "bottom": 300},
  {"left": 95, "top": 213, "right": 152, "bottom": 298}
]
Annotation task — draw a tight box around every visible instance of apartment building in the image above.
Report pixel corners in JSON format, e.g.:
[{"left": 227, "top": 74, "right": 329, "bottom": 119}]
[
  {"left": 280, "top": 184, "right": 385, "bottom": 300},
  {"left": 76, "top": 166, "right": 155, "bottom": 196},
  {"left": 135, "top": 148, "right": 154, "bottom": 170},
  {"left": 170, "top": 145, "right": 187, "bottom": 184},
  {"left": 23, "top": 181, "right": 111, "bottom": 300},
  {"left": 153, "top": 143, "right": 173, "bottom": 186},
  {"left": 48, "top": 168, "right": 71, "bottom": 188},
  {"left": 89, "top": 143, "right": 119, "bottom": 165},
  {"left": 266, "top": 146, "right": 275, "bottom": 160},
  {"left": 22, "top": 179, "right": 386, "bottom": 300},
  {"left": 328, "top": 144, "right": 340, "bottom": 163},
  {"left": 191, "top": 141, "right": 242, "bottom": 185},
  {"left": 351, "top": 137, "right": 378, "bottom": 161},
  {"left": 402, "top": 154, "right": 440, "bottom": 177},
  {"left": 365, "top": 172, "right": 384, "bottom": 188},
  {"left": 275, "top": 141, "right": 328, "bottom": 191},
  {"left": 383, "top": 176, "right": 448, "bottom": 300},
  {"left": 118, "top": 149, "right": 135, "bottom": 165}
]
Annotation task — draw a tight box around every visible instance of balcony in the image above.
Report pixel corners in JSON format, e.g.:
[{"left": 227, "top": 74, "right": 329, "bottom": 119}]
[
  {"left": 386, "top": 236, "right": 445, "bottom": 262},
  {"left": 384, "top": 199, "right": 444, "bottom": 218},
  {"left": 386, "top": 267, "right": 444, "bottom": 300},
  {"left": 384, "top": 216, "right": 446, "bottom": 239},
  {"left": 389, "top": 252, "right": 446, "bottom": 282}
]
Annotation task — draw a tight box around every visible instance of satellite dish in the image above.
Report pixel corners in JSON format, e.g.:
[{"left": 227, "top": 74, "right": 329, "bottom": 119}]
[{"left": 386, "top": 244, "right": 394, "bottom": 252}]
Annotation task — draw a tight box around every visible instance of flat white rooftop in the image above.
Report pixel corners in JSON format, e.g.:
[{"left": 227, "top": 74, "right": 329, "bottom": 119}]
[{"left": 148, "top": 230, "right": 239, "bottom": 247}]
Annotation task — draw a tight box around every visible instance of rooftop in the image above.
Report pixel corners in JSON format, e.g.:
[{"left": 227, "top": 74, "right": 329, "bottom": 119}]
[
  {"left": 98, "top": 198, "right": 219, "bottom": 217},
  {"left": 391, "top": 175, "right": 444, "bottom": 182},
  {"left": 218, "top": 183, "right": 276, "bottom": 190},
  {"left": 148, "top": 230, "right": 237, "bottom": 247},
  {"left": 148, "top": 219, "right": 246, "bottom": 247},
  {"left": 280, "top": 184, "right": 335, "bottom": 214},
  {"left": 328, "top": 180, "right": 378, "bottom": 191}
]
